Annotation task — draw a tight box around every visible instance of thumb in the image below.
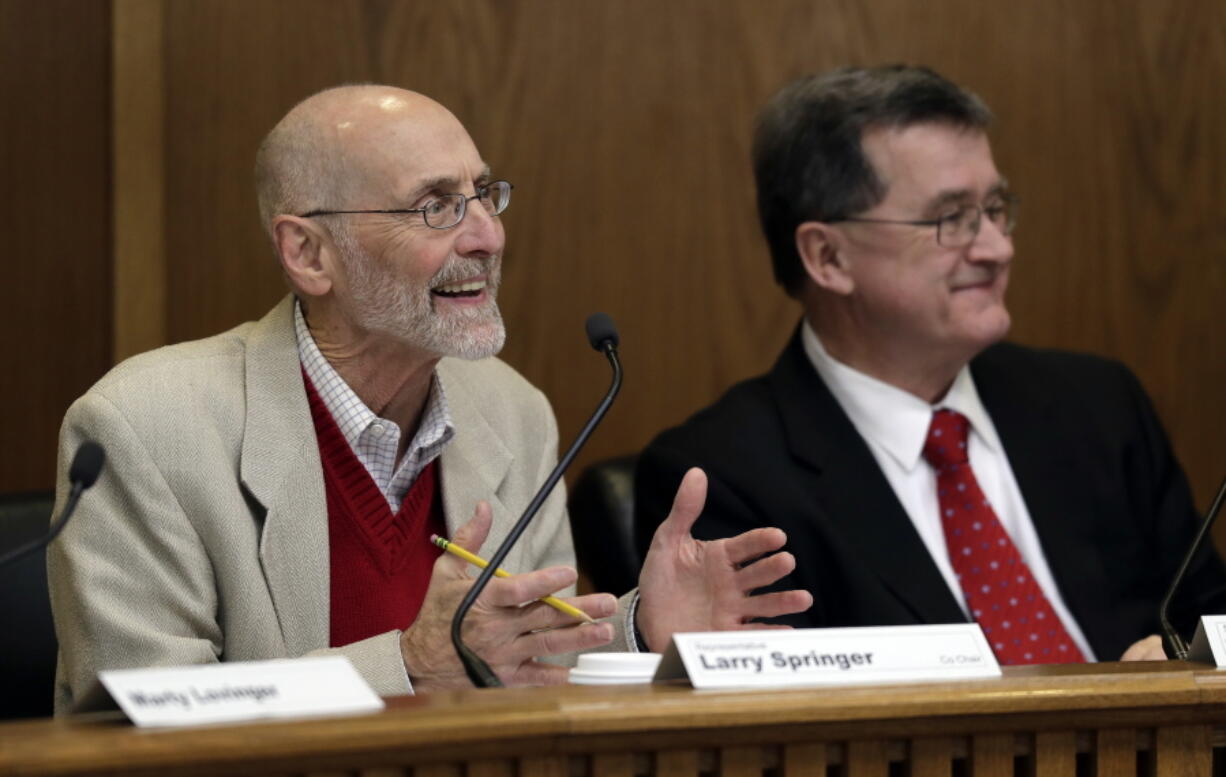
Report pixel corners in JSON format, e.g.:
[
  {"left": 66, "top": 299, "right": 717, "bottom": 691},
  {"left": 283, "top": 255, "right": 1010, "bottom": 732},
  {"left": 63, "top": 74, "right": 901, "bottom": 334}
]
[
  {"left": 439, "top": 500, "right": 493, "bottom": 576},
  {"left": 657, "top": 468, "right": 708, "bottom": 545}
]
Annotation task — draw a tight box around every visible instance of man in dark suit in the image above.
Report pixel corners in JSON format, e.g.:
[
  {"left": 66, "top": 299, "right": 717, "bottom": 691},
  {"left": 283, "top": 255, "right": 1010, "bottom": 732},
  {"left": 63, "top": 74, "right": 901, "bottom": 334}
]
[{"left": 635, "top": 65, "right": 1226, "bottom": 664}]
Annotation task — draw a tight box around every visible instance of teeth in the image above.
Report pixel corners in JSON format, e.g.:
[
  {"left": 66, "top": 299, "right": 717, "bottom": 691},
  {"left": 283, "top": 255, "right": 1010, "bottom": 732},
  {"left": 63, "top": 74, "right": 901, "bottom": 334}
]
[{"left": 434, "top": 280, "right": 486, "bottom": 294}]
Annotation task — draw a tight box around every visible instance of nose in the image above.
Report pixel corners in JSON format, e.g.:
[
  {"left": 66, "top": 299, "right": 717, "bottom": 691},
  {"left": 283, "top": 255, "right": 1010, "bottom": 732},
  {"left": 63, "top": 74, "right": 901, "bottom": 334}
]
[
  {"left": 967, "top": 213, "right": 1013, "bottom": 265},
  {"left": 452, "top": 198, "right": 504, "bottom": 258}
]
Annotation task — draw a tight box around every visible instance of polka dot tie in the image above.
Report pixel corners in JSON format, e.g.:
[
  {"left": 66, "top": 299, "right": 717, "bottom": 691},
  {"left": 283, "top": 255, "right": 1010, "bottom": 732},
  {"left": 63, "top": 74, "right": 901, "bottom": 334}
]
[{"left": 923, "top": 409, "right": 1085, "bottom": 665}]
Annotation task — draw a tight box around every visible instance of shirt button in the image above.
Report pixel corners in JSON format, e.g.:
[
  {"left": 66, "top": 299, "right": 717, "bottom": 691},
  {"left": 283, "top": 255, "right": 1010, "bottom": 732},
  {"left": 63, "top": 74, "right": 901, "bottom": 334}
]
[{"left": 371, "top": 423, "right": 386, "bottom": 437}]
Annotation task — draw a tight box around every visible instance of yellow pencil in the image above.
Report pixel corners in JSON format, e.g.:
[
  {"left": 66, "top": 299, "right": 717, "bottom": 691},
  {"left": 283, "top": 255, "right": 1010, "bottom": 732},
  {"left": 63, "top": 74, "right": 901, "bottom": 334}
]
[{"left": 430, "top": 534, "right": 597, "bottom": 624}]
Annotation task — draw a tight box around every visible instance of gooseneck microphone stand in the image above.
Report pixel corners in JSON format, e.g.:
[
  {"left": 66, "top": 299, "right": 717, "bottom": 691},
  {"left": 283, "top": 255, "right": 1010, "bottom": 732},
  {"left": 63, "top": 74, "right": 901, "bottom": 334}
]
[
  {"left": 1160, "top": 475, "right": 1226, "bottom": 659},
  {"left": 450, "top": 314, "right": 623, "bottom": 687}
]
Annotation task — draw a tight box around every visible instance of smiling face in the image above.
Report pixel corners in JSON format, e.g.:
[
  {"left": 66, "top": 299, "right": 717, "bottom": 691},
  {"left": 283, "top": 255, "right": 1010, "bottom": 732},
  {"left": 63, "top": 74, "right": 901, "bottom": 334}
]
[
  {"left": 832, "top": 123, "right": 1014, "bottom": 369},
  {"left": 323, "top": 91, "right": 506, "bottom": 360}
]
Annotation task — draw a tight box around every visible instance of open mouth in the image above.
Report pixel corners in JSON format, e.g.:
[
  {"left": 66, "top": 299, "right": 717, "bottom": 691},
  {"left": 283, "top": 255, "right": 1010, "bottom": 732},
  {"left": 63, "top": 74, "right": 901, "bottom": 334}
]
[{"left": 432, "top": 279, "right": 487, "bottom": 298}]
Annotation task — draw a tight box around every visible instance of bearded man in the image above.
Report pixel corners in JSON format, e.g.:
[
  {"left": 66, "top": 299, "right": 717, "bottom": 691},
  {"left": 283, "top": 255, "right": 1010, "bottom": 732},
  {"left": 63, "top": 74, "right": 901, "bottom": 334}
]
[{"left": 47, "top": 85, "right": 810, "bottom": 714}]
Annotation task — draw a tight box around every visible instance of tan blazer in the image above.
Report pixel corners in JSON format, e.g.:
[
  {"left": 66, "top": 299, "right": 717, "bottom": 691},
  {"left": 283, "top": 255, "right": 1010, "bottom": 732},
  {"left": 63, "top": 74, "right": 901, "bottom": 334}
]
[{"left": 48, "top": 297, "right": 630, "bottom": 713}]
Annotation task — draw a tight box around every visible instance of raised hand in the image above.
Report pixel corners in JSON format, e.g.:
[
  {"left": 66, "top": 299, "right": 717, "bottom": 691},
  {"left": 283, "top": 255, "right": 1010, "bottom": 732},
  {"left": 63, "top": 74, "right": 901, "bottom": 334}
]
[{"left": 635, "top": 468, "right": 813, "bottom": 652}]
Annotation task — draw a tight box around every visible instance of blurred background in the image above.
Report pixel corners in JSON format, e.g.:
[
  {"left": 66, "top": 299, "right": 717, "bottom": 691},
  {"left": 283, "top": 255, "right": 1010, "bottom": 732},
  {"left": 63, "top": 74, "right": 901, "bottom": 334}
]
[{"left": 3, "top": 0, "right": 1222, "bottom": 537}]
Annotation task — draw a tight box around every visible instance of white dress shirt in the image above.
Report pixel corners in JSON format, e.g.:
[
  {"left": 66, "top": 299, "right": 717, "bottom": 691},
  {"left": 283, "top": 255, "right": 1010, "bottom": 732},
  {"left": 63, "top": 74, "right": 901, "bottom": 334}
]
[
  {"left": 801, "top": 321, "right": 1096, "bottom": 659},
  {"left": 294, "top": 301, "right": 455, "bottom": 512}
]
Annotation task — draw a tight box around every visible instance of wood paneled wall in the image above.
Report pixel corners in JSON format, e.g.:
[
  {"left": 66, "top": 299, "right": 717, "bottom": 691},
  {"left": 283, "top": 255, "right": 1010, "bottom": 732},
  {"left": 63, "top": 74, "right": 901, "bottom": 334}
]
[
  {"left": 1, "top": 0, "right": 111, "bottom": 494},
  {"left": 5, "top": 1, "right": 1223, "bottom": 529}
]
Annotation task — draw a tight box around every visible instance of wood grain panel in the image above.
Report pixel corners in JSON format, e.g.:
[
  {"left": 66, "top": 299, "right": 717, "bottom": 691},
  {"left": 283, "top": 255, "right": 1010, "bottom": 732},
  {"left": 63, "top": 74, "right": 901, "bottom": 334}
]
[
  {"left": 466, "top": 760, "right": 513, "bottom": 777},
  {"left": 781, "top": 742, "right": 826, "bottom": 777},
  {"left": 970, "top": 734, "right": 1013, "bottom": 777},
  {"left": 0, "top": 0, "right": 111, "bottom": 492},
  {"left": 1095, "top": 728, "right": 1138, "bottom": 777},
  {"left": 1154, "top": 725, "right": 1211, "bottom": 777},
  {"left": 517, "top": 756, "right": 567, "bottom": 777},
  {"left": 591, "top": 752, "right": 634, "bottom": 777},
  {"left": 2, "top": 664, "right": 1226, "bottom": 775},
  {"left": 846, "top": 739, "right": 888, "bottom": 777},
  {"left": 655, "top": 749, "right": 699, "bottom": 777},
  {"left": 1034, "top": 730, "right": 1077, "bottom": 777},
  {"left": 112, "top": 0, "right": 166, "bottom": 362},
  {"left": 412, "top": 764, "right": 461, "bottom": 777},
  {"left": 910, "top": 736, "right": 954, "bottom": 777},
  {"left": 718, "top": 746, "right": 762, "bottom": 777}
]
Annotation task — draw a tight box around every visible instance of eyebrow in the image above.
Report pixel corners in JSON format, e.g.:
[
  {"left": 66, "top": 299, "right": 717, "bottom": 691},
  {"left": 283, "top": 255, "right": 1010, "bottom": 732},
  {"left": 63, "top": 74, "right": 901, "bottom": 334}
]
[
  {"left": 404, "top": 165, "right": 493, "bottom": 202},
  {"left": 921, "top": 178, "right": 1011, "bottom": 215}
]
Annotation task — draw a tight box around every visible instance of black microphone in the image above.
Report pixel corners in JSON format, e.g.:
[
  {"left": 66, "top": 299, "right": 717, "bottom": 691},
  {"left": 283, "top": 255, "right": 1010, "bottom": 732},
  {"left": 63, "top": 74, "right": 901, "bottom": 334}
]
[
  {"left": 0, "top": 441, "right": 106, "bottom": 569},
  {"left": 1159, "top": 474, "right": 1226, "bottom": 659},
  {"left": 450, "top": 313, "right": 623, "bottom": 687}
]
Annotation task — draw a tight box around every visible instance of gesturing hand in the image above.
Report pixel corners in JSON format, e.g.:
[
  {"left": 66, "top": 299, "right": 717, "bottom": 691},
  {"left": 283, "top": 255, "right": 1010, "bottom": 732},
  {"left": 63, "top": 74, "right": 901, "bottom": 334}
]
[
  {"left": 399, "top": 501, "right": 617, "bottom": 692},
  {"left": 635, "top": 468, "right": 813, "bottom": 652}
]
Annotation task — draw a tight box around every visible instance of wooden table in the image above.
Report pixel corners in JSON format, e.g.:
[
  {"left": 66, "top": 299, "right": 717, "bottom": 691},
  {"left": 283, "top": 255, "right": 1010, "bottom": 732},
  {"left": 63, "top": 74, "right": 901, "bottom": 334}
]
[{"left": 3, "top": 662, "right": 1226, "bottom": 776}]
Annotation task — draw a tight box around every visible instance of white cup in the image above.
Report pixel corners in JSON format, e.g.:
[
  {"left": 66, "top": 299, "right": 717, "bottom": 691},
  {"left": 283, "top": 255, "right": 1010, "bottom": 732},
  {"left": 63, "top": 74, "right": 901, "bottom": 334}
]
[{"left": 569, "top": 652, "right": 662, "bottom": 685}]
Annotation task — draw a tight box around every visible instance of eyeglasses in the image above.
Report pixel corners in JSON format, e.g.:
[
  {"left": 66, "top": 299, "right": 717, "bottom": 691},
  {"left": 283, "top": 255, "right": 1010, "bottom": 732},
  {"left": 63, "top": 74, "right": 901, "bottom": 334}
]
[
  {"left": 829, "top": 193, "right": 1018, "bottom": 248},
  {"left": 300, "top": 180, "right": 513, "bottom": 230}
]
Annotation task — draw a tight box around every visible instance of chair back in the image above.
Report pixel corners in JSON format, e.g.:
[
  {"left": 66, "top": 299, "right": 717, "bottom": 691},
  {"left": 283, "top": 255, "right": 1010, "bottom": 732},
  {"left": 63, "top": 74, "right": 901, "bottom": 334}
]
[
  {"left": 0, "top": 491, "right": 57, "bottom": 719},
  {"left": 568, "top": 456, "right": 640, "bottom": 596}
]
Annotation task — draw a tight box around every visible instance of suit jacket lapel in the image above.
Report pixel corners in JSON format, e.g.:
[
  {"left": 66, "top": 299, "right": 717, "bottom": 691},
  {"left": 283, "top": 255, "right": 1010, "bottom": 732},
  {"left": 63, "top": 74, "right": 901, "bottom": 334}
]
[
  {"left": 972, "top": 346, "right": 1123, "bottom": 656},
  {"left": 769, "top": 331, "right": 967, "bottom": 625},
  {"left": 240, "top": 296, "right": 330, "bottom": 656},
  {"left": 436, "top": 359, "right": 513, "bottom": 543}
]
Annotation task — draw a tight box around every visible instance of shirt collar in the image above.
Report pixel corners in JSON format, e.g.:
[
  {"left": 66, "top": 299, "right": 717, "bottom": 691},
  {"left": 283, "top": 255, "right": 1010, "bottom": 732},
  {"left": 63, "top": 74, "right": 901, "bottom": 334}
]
[
  {"left": 800, "top": 320, "right": 1000, "bottom": 472},
  {"left": 293, "top": 299, "right": 454, "bottom": 456}
]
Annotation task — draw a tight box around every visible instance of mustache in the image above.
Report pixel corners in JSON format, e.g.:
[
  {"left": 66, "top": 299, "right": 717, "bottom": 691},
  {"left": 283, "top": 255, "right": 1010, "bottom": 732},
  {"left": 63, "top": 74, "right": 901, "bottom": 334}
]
[{"left": 430, "top": 255, "right": 501, "bottom": 287}]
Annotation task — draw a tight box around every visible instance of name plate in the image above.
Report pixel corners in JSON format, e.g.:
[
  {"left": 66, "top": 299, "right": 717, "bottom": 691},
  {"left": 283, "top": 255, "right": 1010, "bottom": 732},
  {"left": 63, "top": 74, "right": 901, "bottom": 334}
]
[
  {"left": 1187, "top": 615, "right": 1226, "bottom": 665},
  {"left": 654, "top": 624, "right": 1000, "bottom": 689},
  {"left": 100, "top": 656, "right": 384, "bottom": 728}
]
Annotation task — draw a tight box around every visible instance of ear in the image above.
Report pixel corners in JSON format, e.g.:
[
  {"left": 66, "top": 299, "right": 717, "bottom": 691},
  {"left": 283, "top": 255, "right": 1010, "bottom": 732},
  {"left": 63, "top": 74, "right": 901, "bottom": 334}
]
[
  {"left": 795, "top": 221, "right": 854, "bottom": 296},
  {"left": 272, "top": 215, "right": 335, "bottom": 298}
]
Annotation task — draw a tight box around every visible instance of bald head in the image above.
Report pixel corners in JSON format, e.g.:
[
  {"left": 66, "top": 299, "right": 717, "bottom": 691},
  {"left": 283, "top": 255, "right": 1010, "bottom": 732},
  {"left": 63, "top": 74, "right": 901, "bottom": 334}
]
[{"left": 254, "top": 85, "right": 464, "bottom": 240}]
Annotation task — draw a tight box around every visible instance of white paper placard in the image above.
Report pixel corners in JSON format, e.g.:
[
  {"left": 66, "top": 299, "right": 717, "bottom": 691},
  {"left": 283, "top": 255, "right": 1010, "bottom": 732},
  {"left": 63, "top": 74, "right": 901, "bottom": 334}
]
[
  {"left": 100, "top": 656, "right": 384, "bottom": 728},
  {"left": 1187, "top": 615, "right": 1226, "bottom": 665},
  {"left": 655, "top": 624, "right": 1000, "bottom": 689}
]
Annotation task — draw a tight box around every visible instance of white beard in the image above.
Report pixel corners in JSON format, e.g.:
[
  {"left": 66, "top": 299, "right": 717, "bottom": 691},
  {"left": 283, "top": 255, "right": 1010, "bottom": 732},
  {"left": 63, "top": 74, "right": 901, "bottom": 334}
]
[{"left": 333, "top": 227, "right": 506, "bottom": 360}]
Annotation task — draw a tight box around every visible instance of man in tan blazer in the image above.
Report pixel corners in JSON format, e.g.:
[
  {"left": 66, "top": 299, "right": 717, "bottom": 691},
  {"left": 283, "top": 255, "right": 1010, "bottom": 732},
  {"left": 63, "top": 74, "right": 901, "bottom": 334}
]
[{"left": 48, "top": 86, "right": 811, "bottom": 713}]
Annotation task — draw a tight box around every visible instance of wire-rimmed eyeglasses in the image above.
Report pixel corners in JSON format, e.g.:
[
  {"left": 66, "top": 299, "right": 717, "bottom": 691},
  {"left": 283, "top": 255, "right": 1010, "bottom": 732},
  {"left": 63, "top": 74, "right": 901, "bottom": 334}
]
[
  {"left": 300, "top": 180, "right": 513, "bottom": 230},
  {"left": 828, "top": 193, "right": 1018, "bottom": 248}
]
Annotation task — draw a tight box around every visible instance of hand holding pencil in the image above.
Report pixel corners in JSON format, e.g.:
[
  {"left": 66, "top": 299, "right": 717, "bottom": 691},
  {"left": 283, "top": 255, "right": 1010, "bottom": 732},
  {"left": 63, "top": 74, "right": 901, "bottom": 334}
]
[
  {"left": 399, "top": 501, "right": 616, "bottom": 693},
  {"left": 431, "top": 534, "right": 596, "bottom": 623}
]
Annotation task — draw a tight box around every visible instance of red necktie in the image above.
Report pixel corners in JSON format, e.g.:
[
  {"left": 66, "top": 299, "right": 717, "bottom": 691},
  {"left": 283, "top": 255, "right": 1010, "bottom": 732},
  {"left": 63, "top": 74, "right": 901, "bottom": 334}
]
[{"left": 923, "top": 409, "right": 1085, "bottom": 665}]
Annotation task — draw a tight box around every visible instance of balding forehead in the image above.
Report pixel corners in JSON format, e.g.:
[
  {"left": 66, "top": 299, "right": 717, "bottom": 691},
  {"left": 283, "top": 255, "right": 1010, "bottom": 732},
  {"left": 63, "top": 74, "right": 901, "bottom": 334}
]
[{"left": 295, "top": 86, "right": 452, "bottom": 132}]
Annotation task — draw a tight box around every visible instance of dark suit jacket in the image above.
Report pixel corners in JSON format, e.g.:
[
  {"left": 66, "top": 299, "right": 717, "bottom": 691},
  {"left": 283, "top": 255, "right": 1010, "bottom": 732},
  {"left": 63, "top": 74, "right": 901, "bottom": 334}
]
[{"left": 635, "top": 331, "right": 1226, "bottom": 661}]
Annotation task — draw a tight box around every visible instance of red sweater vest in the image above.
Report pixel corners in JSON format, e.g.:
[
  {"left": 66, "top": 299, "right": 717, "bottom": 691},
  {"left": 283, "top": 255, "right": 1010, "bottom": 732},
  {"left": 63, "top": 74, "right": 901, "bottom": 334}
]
[{"left": 302, "top": 373, "right": 446, "bottom": 648}]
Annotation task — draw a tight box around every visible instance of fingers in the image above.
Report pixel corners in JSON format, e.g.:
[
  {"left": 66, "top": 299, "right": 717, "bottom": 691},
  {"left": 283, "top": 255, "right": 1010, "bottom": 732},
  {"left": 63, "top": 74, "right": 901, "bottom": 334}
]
[
  {"left": 655, "top": 468, "right": 708, "bottom": 545},
  {"left": 507, "top": 660, "right": 579, "bottom": 687},
  {"left": 512, "top": 593, "right": 619, "bottom": 633},
  {"left": 437, "top": 501, "right": 494, "bottom": 577},
  {"left": 514, "top": 620, "right": 615, "bottom": 659},
  {"left": 720, "top": 527, "right": 788, "bottom": 567},
  {"left": 737, "top": 589, "right": 813, "bottom": 620},
  {"left": 481, "top": 566, "right": 578, "bottom": 608},
  {"left": 735, "top": 550, "right": 796, "bottom": 591}
]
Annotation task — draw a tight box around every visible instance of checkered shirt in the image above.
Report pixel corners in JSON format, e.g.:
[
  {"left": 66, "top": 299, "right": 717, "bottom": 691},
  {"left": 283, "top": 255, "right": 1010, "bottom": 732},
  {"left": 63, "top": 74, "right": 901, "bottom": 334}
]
[{"left": 294, "top": 301, "right": 455, "bottom": 512}]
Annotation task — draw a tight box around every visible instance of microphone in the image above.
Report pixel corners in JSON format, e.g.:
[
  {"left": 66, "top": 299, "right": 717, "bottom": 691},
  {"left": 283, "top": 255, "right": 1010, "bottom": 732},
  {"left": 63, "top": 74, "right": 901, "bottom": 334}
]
[
  {"left": 450, "top": 313, "right": 624, "bottom": 687},
  {"left": 0, "top": 441, "right": 106, "bottom": 570},
  {"left": 1159, "top": 474, "right": 1226, "bottom": 659}
]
